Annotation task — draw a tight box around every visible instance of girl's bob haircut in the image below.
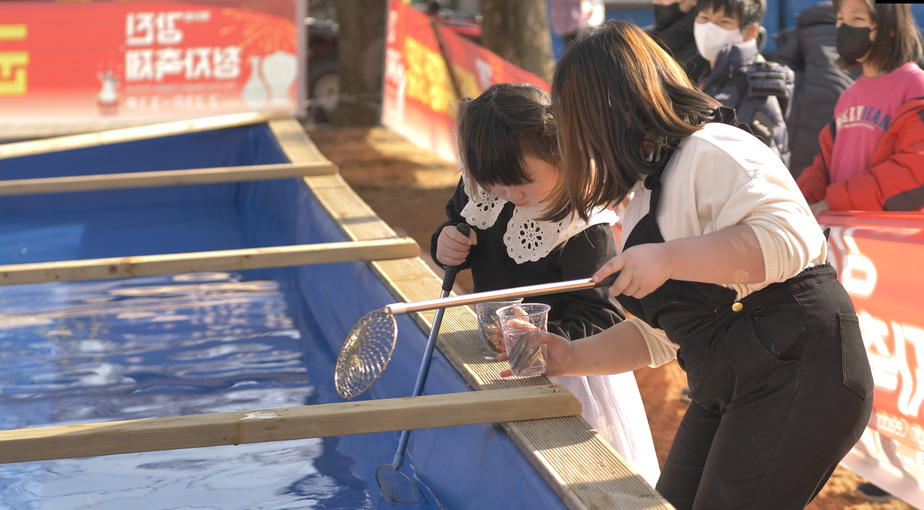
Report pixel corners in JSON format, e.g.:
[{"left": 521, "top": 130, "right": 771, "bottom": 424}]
[
  {"left": 832, "top": 0, "right": 923, "bottom": 73},
  {"left": 545, "top": 20, "right": 721, "bottom": 222},
  {"left": 455, "top": 83, "right": 559, "bottom": 192}
]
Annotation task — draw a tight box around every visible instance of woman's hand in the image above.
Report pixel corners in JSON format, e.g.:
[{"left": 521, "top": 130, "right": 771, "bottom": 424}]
[
  {"left": 435, "top": 224, "right": 477, "bottom": 266},
  {"left": 593, "top": 243, "right": 672, "bottom": 299},
  {"left": 809, "top": 200, "right": 830, "bottom": 216},
  {"left": 498, "top": 332, "right": 572, "bottom": 378},
  {"left": 596, "top": 225, "right": 765, "bottom": 291},
  {"left": 491, "top": 328, "right": 506, "bottom": 352}
]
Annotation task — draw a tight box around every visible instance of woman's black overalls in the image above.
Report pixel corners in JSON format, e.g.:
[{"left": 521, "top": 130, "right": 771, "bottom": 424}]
[{"left": 618, "top": 145, "right": 874, "bottom": 510}]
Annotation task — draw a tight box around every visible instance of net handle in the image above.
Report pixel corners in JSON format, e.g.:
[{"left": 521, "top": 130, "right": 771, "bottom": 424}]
[
  {"left": 390, "top": 223, "right": 470, "bottom": 470},
  {"left": 386, "top": 272, "right": 618, "bottom": 315},
  {"left": 440, "top": 223, "right": 470, "bottom": 293}
]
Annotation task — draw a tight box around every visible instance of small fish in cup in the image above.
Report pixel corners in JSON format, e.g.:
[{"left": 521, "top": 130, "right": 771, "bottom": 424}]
[
  {"left": 496, "top": 303, "right": 549, "bottom": 377},
  {"left": 474, "top": 299, "right": 523, "bottom": 359}
]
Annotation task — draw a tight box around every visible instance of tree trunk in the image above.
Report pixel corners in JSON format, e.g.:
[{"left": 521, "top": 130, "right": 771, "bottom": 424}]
[
  {"left": 330, "top": 0, "right": 386, "bottom": 126},
  {"left": 480, "top": 0, "right": 553, "bottom": 83}
]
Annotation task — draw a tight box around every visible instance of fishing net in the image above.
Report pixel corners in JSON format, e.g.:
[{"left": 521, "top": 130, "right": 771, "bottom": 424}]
[
  {"left": 376, "top": 464, "right": 429, "bottom": 504},
  {"left": 334, "top": 309, "right": 397, "bottom": 400}
]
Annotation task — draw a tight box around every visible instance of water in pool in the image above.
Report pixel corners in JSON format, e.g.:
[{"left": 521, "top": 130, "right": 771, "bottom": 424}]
[{"left": 0, "top": 270, "right": 433, "bottom": 510}]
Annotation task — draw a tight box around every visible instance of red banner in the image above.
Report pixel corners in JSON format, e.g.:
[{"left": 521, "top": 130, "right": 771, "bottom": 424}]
[
  {"left": 435, "top": 23, "right": 549, "bottom": 98},
  {"left": 380, "top": 0, "right": 551, "bottom": 164},
  {"left": 820, "top": 211, "right": 924, "bottom": 507},
  {"left": 381, "top": 0, "right": 459, "bottom": 163},
  {"left": 0, "top": 0, "right": 303, "bottom": 122}
]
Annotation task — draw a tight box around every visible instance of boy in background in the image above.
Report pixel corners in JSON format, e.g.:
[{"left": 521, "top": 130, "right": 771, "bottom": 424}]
[
  {"left": 647, "top": 0, "right": 709, "bottom": 84},
  {"left": 695, "top": 0, "right": 795, "bottom": 167}
]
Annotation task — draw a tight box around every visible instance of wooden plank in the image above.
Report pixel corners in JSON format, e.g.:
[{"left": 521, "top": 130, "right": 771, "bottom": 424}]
[
  {"left": 0, "top": 111, "right": 290, "bottom": 160},
  {"left": 268, "top": 119, "right": 332, "bottom": 167},
  {"left": 0, "top": 119, "right": 161, "bottom": 142},
  {"left": 0, "top": 385, "right": 580, "bottom": 464},
  {"left": 0, "top": 162, "right": 336, "bottom": 195},
  {"left": 0, "top": 238, "right": 419, "bottom": 285}
]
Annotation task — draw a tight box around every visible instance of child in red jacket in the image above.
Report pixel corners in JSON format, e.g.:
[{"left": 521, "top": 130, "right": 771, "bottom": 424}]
[{"left": 797, "top": 0, "right": 924, "bottom": 213}]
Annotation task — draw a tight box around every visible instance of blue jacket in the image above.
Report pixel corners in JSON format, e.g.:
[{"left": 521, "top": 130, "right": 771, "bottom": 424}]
[{"left": 700, "top": 40, "right": 795, "bottom": 168}]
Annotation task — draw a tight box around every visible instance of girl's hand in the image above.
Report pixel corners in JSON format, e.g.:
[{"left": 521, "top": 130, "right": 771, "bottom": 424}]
[
  {"left": 498, "top": 332, "right": 572, "bottom": 378},
  {"left": 436, "top": 224, "right": 477, "bottom": 266},
  {"left": 594, "top": 243, "right": 671, "bottom": 299},
  {"left": 810, "top": 200, "right": 830, "bottom": 216}
]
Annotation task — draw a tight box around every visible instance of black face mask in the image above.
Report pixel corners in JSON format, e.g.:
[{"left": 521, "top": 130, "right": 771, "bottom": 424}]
[
  {"left": 654, "top": 3, "right": 685, "bottom": 29},
  {"left": 836, "top": 24, "right": 874, "bottom": 62}
]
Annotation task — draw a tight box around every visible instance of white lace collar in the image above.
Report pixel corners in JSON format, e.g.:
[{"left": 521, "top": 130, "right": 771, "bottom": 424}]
[{"left": 460, "top": 173, "right": 618, "bottom": 264}]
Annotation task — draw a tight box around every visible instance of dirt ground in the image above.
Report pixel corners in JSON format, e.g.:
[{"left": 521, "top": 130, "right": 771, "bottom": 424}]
[{"left": 307, "top": 123, "right": 916, "bottom": 510}]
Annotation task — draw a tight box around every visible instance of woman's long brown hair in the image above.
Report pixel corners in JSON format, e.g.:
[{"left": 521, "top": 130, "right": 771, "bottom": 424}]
[{"left": 545, "top": 20, "right": 721, "bottom": 222}]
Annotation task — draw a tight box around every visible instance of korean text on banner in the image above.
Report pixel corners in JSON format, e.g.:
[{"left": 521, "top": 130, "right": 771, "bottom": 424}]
[
  {"left": 0, "top": 0, "right": 304, "bottom": 123},
  {"left": 821, "top": 213, "right": 924, "bottom": 508},
  {"left": 434, "top": 24, "right": 549, "bottom": 99},
  {"left": 382, "top": 0, "right": 459, "bottom": 164}
]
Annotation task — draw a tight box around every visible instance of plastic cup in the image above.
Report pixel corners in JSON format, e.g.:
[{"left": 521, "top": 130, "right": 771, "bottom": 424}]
[
  {"left": 474, "top": 299, "right": 523, "bottom": 359},
  {"left": 496, "top": 303, "right": 550, "bottom": 377}
]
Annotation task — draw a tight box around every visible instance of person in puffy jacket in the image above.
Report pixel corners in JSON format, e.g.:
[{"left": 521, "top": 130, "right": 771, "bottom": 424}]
[
  {"left": 797, "top": 0, "right": 924, "bottom": 213},
  {"left": 646, "top": 0, "right": 709, "bottom": 83},
  {"left": 774, "top": 1, "right": 857, "bottom": 177},
  {"left": 695, "top": 0, "right": 795, "bottom": 167}
]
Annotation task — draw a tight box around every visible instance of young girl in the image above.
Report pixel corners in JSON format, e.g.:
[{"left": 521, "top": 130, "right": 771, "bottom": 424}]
[
  {"left": 430, "top": 83, "right": 661, "bottom": 487},
  {"left": 797, "top": 0, "right": 924, "bottom": 212},
  {"left": 507, "top": 21, "right": 872, "bottom": 510}
]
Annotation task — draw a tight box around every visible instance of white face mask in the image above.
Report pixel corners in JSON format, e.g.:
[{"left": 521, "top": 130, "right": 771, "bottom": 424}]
[{"left": 694, "top": 21, "right": 744, "bottom": 61}]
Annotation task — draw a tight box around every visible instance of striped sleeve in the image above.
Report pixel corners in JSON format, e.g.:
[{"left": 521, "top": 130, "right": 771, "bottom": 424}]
[{"left": 628, "top": 318, "right": 679, "bottom": 368}]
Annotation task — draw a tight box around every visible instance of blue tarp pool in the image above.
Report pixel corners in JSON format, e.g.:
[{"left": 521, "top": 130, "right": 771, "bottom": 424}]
[{"left": 0, "top": 118, "right": 570, "bottom": 510}]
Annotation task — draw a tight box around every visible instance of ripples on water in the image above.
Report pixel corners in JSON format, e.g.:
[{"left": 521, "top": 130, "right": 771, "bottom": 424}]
[{"left": 0, "top": 272, "right": 391, "bottom": 510}]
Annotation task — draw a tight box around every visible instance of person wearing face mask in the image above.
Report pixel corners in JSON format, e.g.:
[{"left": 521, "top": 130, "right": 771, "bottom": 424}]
[
  {"left": 773, "top": 1, "right": 858, "bottom": 178},
  {"left": 796, "top": 0, "right": 924, "bottom": 214},
  {"left": 646, "top": 0, "right": 709, "bottom": 83},
  {"left": 694, "top": 0, "right": 795, "bottom": 168}
]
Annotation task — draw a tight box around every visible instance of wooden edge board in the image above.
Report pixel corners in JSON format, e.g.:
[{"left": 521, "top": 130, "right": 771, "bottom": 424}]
[
  {"left": 0, "top": 385, "right": 580, "bottom": 465},
  {"left": 267, "top": 119, "right": 397, "bottom": 244},
  {"left": 301, "top": 174, "right": 396, "bottom": 241},
  {"left": 268, "top": 119, "right": 332, "bottom": 169},
  {"left": 0, "top": 238, "right": 419, "bottom": 286},
  {"left": 0, "top": 110, "right": 290, "bottom": 160},
  {"left": 504, "top": 419, "right": 674, "bottom": 510},
  {"left": 0, "top": 162, "right": 337, "bottom": 195}
]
